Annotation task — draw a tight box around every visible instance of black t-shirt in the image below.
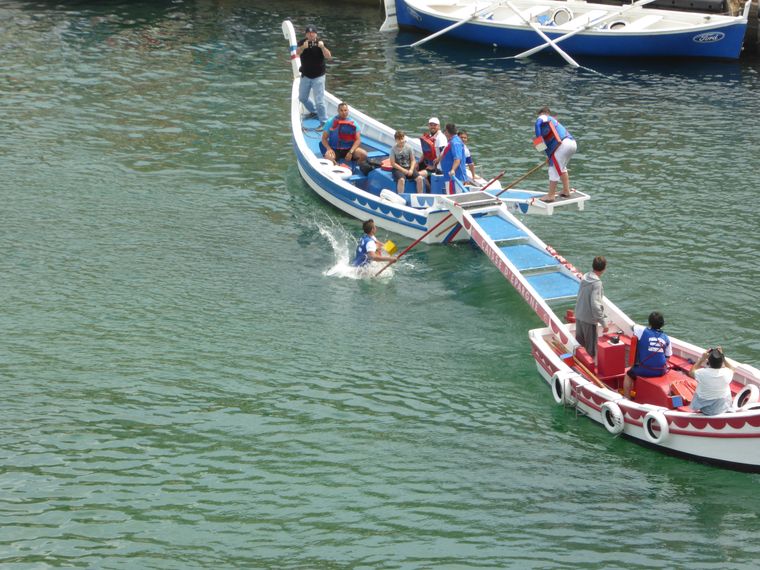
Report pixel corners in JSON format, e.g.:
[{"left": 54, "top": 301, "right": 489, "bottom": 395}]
[{"left": 299, "top": 40, "right": 326, "bottom": 79}]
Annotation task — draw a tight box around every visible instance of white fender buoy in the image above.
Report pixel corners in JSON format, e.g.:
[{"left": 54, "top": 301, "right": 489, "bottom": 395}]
[
  {"left": 601, "top": 401, "right": 625, "bottom": 435},
  {"left": 551, "top": 7, "right": 573, "bottom": 26},
  {"left": 643, "top": 410, "right": 669, "bottom": 444},
  {"left": 330, "top": 164, "right": 352, "bottom": 180},
  {"left": 733, "top": 384, "right": 760, "bottom": 409},
  {"left": 317, "top": 158, "right": 333, "bottom": 168},
  {"left": 551, "top": 371, "right": 573, "bottom": 405},
  {"left": 380, "top": 189, "right": 407, "bottom": 205},
  {"left": 606, "top": 20, "right": 627, "bottom": 30}
]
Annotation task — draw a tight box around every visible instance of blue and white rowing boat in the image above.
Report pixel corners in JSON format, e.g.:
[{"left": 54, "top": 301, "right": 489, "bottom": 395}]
[
  {"left": 382, "top": 0, "right": 751, "bottom": 61},
  {"left": 440, "top": 190, "right": 760, "bottom": 472},
  {"left": 282, "top": 19, "right": 588, "bottom": 244}
]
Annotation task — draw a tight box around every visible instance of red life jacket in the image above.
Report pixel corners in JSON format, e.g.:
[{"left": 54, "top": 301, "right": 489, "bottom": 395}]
[
  {"left": 420, "top": 133, "right": 437, "bottom": 165},
  {"left": 328, "top": 119, "right": 357, "bottom": 150}
]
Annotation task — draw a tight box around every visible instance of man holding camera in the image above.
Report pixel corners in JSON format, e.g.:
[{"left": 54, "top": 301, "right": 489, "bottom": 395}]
[{"left": 296, "top": 25, "right": 332, "bottom": 127}]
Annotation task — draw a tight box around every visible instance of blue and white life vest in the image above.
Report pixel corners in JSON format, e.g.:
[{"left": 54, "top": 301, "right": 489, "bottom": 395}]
[
  {"left": 534, "top": 114, "right": 573, "bottom": 158},
  {"left": 352, "top": 234, "right": 373, "bottom": 266},
  {"left": 635, "top": 327, "right": 670, "bottom": 374}
]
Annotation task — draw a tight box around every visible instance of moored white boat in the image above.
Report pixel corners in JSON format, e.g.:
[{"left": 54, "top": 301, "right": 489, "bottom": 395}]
[
  {"left": 382, "top": 0, "right": 751, "bottom": 60},
  {"left": 282, "top": 19, "right": 588, "bottom": 245}
]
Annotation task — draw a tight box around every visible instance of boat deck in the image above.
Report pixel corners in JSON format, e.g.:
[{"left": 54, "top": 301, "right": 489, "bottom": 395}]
[{"left": 444, "top": 193, "right": 580, "bottom": 304}]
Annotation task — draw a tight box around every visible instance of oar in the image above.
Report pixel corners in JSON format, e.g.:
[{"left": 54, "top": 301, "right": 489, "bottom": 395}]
[
  {"left": 494, "top": 159, "right": 547, "bottom": 198},
  {"left": 403, "top": 1, "right": 503, "bottom": 48},
  {"left": 505, "top": 1, "right": 580, "bottom": 68},
  {"left": 514, "top": 0, "right": 657, "bottom": 60}
]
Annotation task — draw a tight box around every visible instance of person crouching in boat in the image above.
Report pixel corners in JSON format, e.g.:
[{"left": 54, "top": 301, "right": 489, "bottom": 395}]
[
  {"left": 352, "top": 219, "right": 397, "bottom": 267},
  {"left": 622, "top": 311, "right": 672, "bottom": 399},
  {"left": 688, "top": 346, "right": 735, "bottom": 415},
  {"left": 533, "top": 106, "right": 576, "bottom": 203},
  {"left": 320, "top": 102, "right": 368, "bottom": 167}
]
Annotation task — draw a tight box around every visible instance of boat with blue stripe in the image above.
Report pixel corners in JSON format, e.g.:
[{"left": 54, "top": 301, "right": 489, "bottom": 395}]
[
  {"left": 283, "top": 19, "right": 588, "bottom": 245},
  {"left": 382, "top": 0, "right": 751, "bottom": 61}
]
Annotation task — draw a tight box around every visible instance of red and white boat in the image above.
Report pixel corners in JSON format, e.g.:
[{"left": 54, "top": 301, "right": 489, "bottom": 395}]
[{"left": 439, "top": 191, "right": 760, "bottom": 472}]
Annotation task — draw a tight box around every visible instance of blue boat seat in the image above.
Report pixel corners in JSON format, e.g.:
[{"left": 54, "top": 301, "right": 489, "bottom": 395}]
[
  {"left": 476, "top": 215, "right": 527, "bottom": 242},
  {"left": 525, "top": 272, "right": 579, "bottom": 302},
  {"left": 499, "top": 244, "right": 560, "bottom": 272}
]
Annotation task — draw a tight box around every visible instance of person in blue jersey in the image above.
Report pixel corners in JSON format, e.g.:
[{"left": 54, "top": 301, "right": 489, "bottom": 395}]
[
  {"left": 296, "top": 25, "right": 332, "bottom": 125},
  {"left": 458, "top": 130, "right": 476, "bottom": 182},
  {"left": 439, "top": 123, "right": 467, "bottom": 194},
  {"left": 320, "top": 102, "right": 368, "bottom": 166},
  {"left": 623, "top": 311, "right": 673, "bottom": 399},
  {"left": 352, "top": 219, "right": 397, "bottom": 267},
  {"left": 574, "top": 256, "right": 608, "bottom": 358},
  {"left": 688, "top": 346, "right": 734, "bottom": 415},
  {"left": 533, "top": 106, "right": 577, "bottom": 203}
]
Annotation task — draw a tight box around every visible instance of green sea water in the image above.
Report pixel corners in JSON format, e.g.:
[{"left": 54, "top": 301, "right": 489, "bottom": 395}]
[{"left": 3, "top": 0, "right": 760, "bottom": 567}]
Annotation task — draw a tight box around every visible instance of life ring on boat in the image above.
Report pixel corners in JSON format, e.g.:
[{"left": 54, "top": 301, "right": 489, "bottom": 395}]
[
  {"left": 318, "top": 158, "right": 333, "bottom": 168},
  {"left": 605, "top": 20, "right": 628, "bottom": 30},
  {"left": 551, "top": 370, "right": 574, "bottom": 405},
  {"left": 733, "top": 384, "right": 760, "bottom": 409},
  {"left": 329, "top": 164, "right": 353, "bottom": 179},
  {"left": 600, "top": 401, "right": 625, "bottom": 435},
  {"left": 379, "top": 188, "right": 407, "bottom": 205},
  {"left": 551, "top": 7, "right": 573, "bottom": 26},
  {"left": 643, "top": 410, "right": 669, "bottom": 444}
]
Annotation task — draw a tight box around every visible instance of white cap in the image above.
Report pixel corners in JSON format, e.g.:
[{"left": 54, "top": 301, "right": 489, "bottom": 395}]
[{"left": 428, "top": 117, "right": 440, "bottom": 125}]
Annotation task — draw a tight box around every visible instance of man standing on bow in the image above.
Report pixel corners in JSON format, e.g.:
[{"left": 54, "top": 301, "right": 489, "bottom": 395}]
[
  {"left": 574, "top": 256, "right": 608, "bottom": 358},
  {"left": 296, "top": 24, "right": 332, "bottom": 126}
]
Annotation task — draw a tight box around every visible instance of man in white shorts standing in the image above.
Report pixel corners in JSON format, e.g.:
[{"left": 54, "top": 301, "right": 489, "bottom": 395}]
[{"left": 533, "top": 106, "right": 577, "bottom": 203}]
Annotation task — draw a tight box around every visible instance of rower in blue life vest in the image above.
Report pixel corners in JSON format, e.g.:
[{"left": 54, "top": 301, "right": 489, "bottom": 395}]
[
  {"left": 533, "top": 106, "right": 577, "bottom": 203},
  {"left": 352, "top": 219, "right": 398, "bottom": 267},
  {"left": 320, "top": 102, "right": 368, "bottom": 166},
  {"left": 623, "top": 311, "right": 673, "bottom": 399}
]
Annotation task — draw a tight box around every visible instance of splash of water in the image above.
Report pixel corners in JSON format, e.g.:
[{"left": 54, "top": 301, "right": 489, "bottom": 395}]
[{"left": 316, "top": 218, "right": 396, "bottom": 280}]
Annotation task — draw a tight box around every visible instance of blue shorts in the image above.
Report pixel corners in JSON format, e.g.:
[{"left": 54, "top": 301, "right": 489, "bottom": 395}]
[
  {"left": 690, "top": 394, "right": 731, "bottom": 416},
  {"left": 628, "top": 365, "right": 667, "bottom": 378}
]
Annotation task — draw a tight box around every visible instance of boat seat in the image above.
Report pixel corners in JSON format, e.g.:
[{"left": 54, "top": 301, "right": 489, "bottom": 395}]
[
  {"left": 556, "top": 9, "right": 608, "bottom": 30},
  {"left": 625, "top": 15, "right": 663, "bottom": 31},
  {"left": 499, "top": 243, "right": 560, "bottom": 272},
  {"left": 501, "top": 6, "right": 551, "bottom": 26},
  {"left": 475, "top": 215, "right": 527, "bottom": 242},
  {"left": 526, "top": 271, "right": 579, "bottom": 302}
]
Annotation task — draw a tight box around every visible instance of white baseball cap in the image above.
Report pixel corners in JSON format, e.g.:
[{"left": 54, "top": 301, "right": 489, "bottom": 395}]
[{"left": 428, "top": 117, "right": 440, "bottom": 125}]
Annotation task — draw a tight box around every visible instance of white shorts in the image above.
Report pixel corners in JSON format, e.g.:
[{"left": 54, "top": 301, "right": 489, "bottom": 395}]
[{"left": 548, "top": 138, "right": 577, "bottom": 182}]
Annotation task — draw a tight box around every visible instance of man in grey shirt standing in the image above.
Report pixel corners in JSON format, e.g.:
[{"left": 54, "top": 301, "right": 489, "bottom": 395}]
[{"left": 574, "top": 256, "right": 608, "bottom": 358}]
